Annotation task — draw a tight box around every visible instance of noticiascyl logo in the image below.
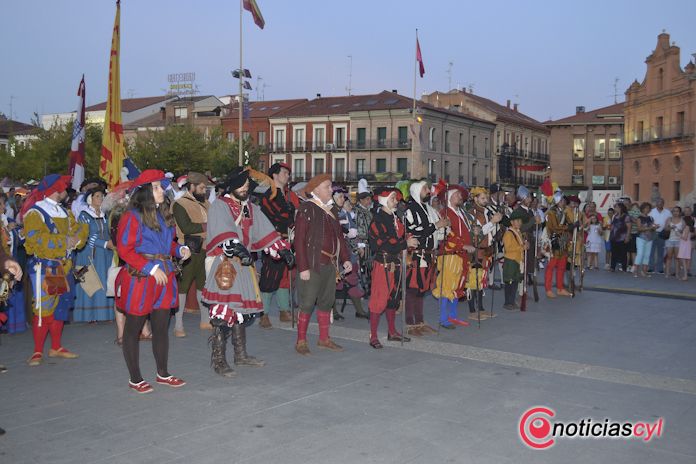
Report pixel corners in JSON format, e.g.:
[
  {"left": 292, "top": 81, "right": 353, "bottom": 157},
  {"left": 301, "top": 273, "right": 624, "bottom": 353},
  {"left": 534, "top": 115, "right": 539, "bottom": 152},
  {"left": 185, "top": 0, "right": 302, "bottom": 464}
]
[
  {"left": 518, "top": 406, "right": 665, "bottom": 450},
  {"left": 519, "top": 406, "right": 556, "bottom": 449}
]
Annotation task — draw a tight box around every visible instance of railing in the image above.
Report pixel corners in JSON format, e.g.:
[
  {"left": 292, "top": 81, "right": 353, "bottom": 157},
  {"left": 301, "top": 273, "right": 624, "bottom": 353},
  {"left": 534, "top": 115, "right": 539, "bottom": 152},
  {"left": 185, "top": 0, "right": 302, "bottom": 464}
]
[
  {"left": 349, "top": 139, "right": 412, "bottom": 150},
  {"left": 499, "top": 146, "right": 549, "bottom": 163},
  {"left": 572, "top": 175, "right": 584, "bottom": 185},
  {"left": 289, "top": 171, "right": 411, "bottom": 183},
  {"left": 625, "top": 121, "right": 693, "bottom": 146},
  {"left": 495, "top": 174, "right": 544, "bottom": 187}
]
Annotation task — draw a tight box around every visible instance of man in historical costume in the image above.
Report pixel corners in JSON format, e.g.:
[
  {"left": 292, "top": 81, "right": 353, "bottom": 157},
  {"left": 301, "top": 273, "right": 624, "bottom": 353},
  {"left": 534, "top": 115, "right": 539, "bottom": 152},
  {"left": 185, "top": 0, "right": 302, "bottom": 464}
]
[
  {"left": 203, "top": 167, "right": 293, "bottom": 377},
  {"left": 512, "top": 186, "right": 542, "bottom": 288},
  {"left": 432, "top": 185, "right": 476, "bottom": 329},
  {"left": 403, "top": 180, "right": 450, "bottom": 336},
  {"left": 355, "top": 191, "right": 374, "bottom": 296},
  {"left": 564, "top": 195, "right": 583, "bottom": 288},
  {"left": 258, "top": 162, "right": 297, "bottom": 328},
  {"left": 366, "top": 189, "right": 417, "bottom": 348},
  {"left": 465, "top": 187, "right": 504, "bottom": 320},
  {"left": 543, "top": 192, "right": 574, "bottom": 298},
  {"left": 172, "top": 172, "right": 213, "bottom": 337},
  {"left": 502, "top": 210, "right": 529, "bottom": 310},
  {"left": 22, "top": 174, "right": 88, "bottom": 366},
  {"left": 294, "top": 173, "right": 352, "bottom": 355},
  {"left": 0, "top": 239, "right": 22, "bottom": 434},
  {"left": 486, "top": 183, "right": 511, "bottom": 290}
]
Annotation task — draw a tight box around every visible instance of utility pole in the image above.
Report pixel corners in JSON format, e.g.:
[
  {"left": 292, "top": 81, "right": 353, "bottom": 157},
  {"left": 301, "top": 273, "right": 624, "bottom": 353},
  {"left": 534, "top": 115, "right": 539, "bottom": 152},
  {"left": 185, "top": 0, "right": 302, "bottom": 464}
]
[
  {"left": 346, "top": 55, "right": 353, "bottom": 96},
  {"left": 613, "top": 77, "right": 620, "bottom": 103},
  {"left": 447, "top": 61, "right": 453, "bottom": 91}
]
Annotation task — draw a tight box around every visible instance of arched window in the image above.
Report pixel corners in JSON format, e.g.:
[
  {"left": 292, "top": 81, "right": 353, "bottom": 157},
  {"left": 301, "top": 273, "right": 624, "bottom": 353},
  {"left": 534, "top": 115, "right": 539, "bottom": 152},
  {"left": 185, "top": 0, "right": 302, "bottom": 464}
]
[
  {"left": 658, "top": 68, "right": 664, "bottom": 91},
  {"left": 428, "top": 127, "right": 436, "bottom": 151}
]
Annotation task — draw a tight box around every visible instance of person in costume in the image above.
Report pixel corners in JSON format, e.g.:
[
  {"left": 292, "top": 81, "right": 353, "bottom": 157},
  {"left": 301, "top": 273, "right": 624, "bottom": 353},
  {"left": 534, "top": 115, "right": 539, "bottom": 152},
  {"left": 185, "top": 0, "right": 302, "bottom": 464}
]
[
  {"left": 512, "top": 186, "right": 542, "bottom": 289},
  {"left": 258, "top": 162, "right": 297, "bottom": 328},
  {"left": 502, "top": 210, "right": 528, "bottom": 310},
  {"left": 544, "top": 192, "right": 573, "bottom": 298},
  {"left": 115, "top": 170, "right": 191, "bottom": 393},
  {"left": 0, "top": 193, "right": 26, "bottom": 334},
  {"left": 403, "top": 180, "right": 449, "bottom": 336},
  {"left": 432, "top": 185, "right": 476, "bottom": 329},
  {"left": 366, "top": 189, "right": 417, "bottom": 348},
  {"left": 73, "top": 187, "right": 115, "bottom": 322},
  {"left": 203, "top": 167, "right": 293, "bottom": 376},
  {"left": 0, "top": 242, "right": 22, "bottom": 436},
  {"left": 294, "top": 174, "right": 352, "bottom": 355},
  {"left": 22, "top": 174, "right": 88, "bottom": 366},
  {"left": 465, "top": 187, "right": 503, "bottom": 319},
  {"left": 355, "top": 191, "right": 374, "bottom": 296},
  {"left": 172, "top": 172, "right": 212, "bottom": 337}
]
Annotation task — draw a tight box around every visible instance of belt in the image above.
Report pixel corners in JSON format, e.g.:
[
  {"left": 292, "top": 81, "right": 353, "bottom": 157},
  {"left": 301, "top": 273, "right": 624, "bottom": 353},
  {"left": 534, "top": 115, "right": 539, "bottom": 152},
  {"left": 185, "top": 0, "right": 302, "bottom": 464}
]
[
  {"left": 321, "top": 250, "right": 337, "bottom": 261},
  {"left": 143, "top": 253, "right": 172, "bottom": 261}
]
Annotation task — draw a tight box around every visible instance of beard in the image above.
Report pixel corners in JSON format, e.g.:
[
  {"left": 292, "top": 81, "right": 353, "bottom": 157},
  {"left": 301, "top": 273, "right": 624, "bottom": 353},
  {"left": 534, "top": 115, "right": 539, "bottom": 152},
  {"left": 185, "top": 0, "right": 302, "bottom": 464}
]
[
  {"left": 193, "top": 191, "right": 207, "bottom": 202},
  {"left": 232, "top": 190, "right": 249, "bottom": 202},
  {"left": 421, "top": 194, "right": 431, "bottom": 203}
]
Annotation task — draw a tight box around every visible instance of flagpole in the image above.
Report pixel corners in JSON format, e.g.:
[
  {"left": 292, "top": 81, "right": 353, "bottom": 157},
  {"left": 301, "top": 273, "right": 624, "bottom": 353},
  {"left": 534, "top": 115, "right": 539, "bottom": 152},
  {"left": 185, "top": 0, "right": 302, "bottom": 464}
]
[
  {"left": 238, "top": 0, "right": 244, "bottom": 167},
  {"left": 412, "top": 29, "right": 418, "bottom": 177}
]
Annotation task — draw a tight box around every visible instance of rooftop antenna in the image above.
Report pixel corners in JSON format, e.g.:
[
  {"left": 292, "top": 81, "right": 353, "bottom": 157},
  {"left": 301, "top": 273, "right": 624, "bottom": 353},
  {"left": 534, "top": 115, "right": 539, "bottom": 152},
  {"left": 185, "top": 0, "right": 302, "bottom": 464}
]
[
  {"left": 127, "top": 89, "right": 136, "bottom": 99},
  {"left": 613, "top": 77, "right": 620, "bottom": 103},
  {"left": 9, "top": 95, "right": 15, "bottom": 120},
  {"left": 447, "top": 61, "right": 453, "bottom": 91},
  {"left": 346, "top": 55, "right": 353, "bottom": 96},
  {"left": 468, "top": 83, "right": 475, "bottom": 94}
]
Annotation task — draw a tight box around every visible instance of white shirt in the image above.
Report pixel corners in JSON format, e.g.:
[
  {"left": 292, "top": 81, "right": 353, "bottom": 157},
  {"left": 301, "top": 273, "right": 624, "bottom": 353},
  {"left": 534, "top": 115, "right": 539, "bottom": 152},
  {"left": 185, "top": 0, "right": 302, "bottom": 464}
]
[
  {"left": 34, "top": 197, "right": 68, "bottom": 218},
  {"left": 649, "top": 207, "right": 671, "bottom": 232}
]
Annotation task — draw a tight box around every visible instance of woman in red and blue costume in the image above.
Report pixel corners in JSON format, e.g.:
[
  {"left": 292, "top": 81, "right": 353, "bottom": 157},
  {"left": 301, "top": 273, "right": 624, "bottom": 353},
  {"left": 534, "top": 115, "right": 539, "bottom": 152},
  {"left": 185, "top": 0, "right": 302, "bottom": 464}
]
[{"left": 116, "top": 169, "right": 191, "bottom": 394}]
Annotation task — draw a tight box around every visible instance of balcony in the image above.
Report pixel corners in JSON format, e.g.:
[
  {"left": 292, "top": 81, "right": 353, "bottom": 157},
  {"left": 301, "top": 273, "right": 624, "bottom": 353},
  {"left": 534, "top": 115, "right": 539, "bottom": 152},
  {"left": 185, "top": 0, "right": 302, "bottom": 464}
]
[
  {"left": 572, "top": 175, "right": 584, "bottom": 185},
  {"left": 288, "top": 171, "right": 411, "bottom": 183},
  {"left": 349, "top": 139, "right": 412, "bottom": 151},
  {"left": 625, "top": 121, "right": 693, "bottom": 147}
]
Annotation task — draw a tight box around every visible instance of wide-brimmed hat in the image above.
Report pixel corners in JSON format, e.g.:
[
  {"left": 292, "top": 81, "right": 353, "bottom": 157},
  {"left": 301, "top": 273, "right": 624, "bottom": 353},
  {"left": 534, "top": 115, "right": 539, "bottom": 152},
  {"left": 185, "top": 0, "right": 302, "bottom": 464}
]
[{"left": 304, "top": 173, "right": 332, "bottom": 195}]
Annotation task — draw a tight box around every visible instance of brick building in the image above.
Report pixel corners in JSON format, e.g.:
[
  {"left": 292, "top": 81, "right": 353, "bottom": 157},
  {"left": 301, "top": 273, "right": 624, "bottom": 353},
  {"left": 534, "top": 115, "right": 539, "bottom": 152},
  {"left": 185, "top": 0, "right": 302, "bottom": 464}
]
[
  {"left": 545, "top": 103, "right": 624, "bottom": 191},
  {"left": 422, "top": 90, "right": 550, "bottom": 188},
  {"left": 268, "top": 90, "right": 495, "bottom": 184},
  {"left": 622, "top": 32, "right": 696, "bottom": 206}
]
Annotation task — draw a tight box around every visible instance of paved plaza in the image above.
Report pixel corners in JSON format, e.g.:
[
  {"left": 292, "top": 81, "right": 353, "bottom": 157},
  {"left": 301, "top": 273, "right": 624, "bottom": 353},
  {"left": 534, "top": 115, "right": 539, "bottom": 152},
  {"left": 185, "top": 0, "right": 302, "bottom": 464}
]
[{"left": 1, "top": 268, "right": 695, "bottom": 464}]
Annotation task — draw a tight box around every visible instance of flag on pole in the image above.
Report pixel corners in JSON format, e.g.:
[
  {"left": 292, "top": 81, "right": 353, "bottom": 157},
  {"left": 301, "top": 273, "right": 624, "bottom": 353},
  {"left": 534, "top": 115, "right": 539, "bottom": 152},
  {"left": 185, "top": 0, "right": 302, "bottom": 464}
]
[
  {"left": 69, "top": 75, "right": 86, "bottom": 191},
  {"left": 416, "top": 37, "right": 425, "bottom": 78},
  {"left": 100, "top": 0, "right": 125, "bottom": 188},
  {"left": 243, "top": 0, "right": 265, "bottom": 29}
]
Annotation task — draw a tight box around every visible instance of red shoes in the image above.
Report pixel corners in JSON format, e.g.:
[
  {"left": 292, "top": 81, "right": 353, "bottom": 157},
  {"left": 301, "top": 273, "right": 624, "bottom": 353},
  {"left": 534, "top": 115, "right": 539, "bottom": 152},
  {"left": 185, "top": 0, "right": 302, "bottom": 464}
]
[
  {"left": 129, "top": 380, "right": 154, "bottom": 394},
  {"left": 156, "top": 375, "right": 186, "bottom": 388},
  {"left": 447, "top": 317, "right": 470, "bottom": 327}
]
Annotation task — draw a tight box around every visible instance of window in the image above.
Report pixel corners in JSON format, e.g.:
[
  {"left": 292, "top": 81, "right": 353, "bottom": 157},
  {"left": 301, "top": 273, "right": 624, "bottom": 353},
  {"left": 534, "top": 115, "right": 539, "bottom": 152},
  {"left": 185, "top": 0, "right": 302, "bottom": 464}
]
[
  {"left": 572, "top": 165, "right": 584, "bottom": 185},
  {"left": 376, "top": 158, "right": 387, "bottom": 173},
  {"left": 637, "top": 121, "right": 644, "bottom": 142},
  {"left": 459, "top": 133, "right": 464, "bottom": 154},
  {"left": 634, "top": 184, "right": 640, "bottom": 201},
  {"left": 294, "top": 128, "right": 305, "bottom": 151},
  {"left": 655, "top": 116, "right": 663, "bottom": 139},
  {"left": 653, "top": 182, "right": 659, "bottom": 196},
  {"left": 335, "top": 127, "right": 345, "bottom": 148},
  {"left": 257, "top": 131, "right": 266, "bottom": 147},
  {"left": 592, "top": 163, "right": 605, "bottom": 185},
  {"left": 242, "top": 132, "right": 250, "bottom": 141},
  {"left": 356, "top": 159, "right": 366, "bottom": 175},
  {"left": 293, "top": 158, "right": 305, "bottom": 179},
  {"left": 313, "top": 157, "right": 324, "bottom": 175},
  {"left": 496, "top": 131, "right": 500, "bottom": 152},
  {"left": 676, "top": 112, "right": 685, "bottom": 136},
  {"left": 594, "top": 137, "right": 606, "bottom": 159},
  {"left": 334, "top": 158, "right": 346, "bottom": 178},
  {"left": 573, "top": 136, "right": 585, "bottom": 159},
  {"left": 397, "top": 158, "right": 408, "bottom": 174},
  {"left": 472, "top": 135, "right": 477, "bottom": 156},
  {"left": 674, "top": 181, "right": 681, "bottom": 201},
  {"left": 458, "top": 162, "right": 463, "bottom": 182},
  {"left": 444, "top": 160, "right": 450, "bottom": 181},
  {"left": 356, "top": 128, "right": 366, "bottom": 149},
  {"left": 658, "top": 68, "right": 664, "bottom": 92},
  {"left": 444, "top": 130, "right": 450, "bottom": 153},
  {"left": 377, "top": 127, "right": 387, "bottom": 148},
  {"left": 274, "top": 129, "right": 285, "bottom": 150},
  {"left": 314, "top": 127, "right": 325, "bottom": 150},
  {"left": 484, "top": 137, "right": 489, "bottom": 157},
  {"left": 174, "top": 107, "right": 188, "bottom": 118},
  {"left": 608, "top": 137, "right": 621, "bottom": 159},
  {"left": 428, "top": 127, "right": 436, "bottom": 151},
  {"left": 398, "top": 126, "right": 408, "bottom": 147},
  {"left": 227, "top": 132, "right": 235, "bottom": 142}
]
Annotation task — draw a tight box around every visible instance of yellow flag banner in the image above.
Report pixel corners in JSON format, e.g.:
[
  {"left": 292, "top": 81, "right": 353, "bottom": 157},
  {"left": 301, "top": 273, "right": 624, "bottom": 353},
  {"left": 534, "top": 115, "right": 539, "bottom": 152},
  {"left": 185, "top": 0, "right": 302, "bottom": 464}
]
[{"left": 100, "top": 0, "right": 125, "bottom": 188}]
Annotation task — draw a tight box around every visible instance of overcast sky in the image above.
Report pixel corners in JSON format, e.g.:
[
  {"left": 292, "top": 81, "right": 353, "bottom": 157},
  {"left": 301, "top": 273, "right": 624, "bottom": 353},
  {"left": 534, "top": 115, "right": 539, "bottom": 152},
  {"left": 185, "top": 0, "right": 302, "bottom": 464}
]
[{"left": 2, "top": 0, "right": 695, "bottom": 124}]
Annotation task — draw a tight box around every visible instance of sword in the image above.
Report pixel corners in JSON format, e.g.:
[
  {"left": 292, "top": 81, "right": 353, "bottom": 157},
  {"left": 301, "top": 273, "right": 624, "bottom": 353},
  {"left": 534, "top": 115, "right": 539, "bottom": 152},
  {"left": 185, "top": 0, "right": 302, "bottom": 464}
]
[{"left": 34, "top": 261, "right": 42, "bottom": 327}]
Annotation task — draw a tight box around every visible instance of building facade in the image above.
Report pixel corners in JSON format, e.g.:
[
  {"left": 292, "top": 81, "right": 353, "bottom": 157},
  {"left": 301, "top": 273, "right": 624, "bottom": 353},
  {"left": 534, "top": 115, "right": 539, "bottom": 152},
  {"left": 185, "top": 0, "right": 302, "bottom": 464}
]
[
  {"left": 422, "top": 90, "right": 550, "bottom": 188},
  {"left": 0, "top": 116, "right": 40, "bottom": 155},
  {"left": 545, "top": 103, "right": 624, "bottom": 191},
  {"left": 42, "top": 96, "right": 177, "bottom": 129},
  {"left": 622, "top": 32, "right": 696, "bottom": 206},
  {"left": 267, "top": 91, "right": 495, "bottom": 185}
]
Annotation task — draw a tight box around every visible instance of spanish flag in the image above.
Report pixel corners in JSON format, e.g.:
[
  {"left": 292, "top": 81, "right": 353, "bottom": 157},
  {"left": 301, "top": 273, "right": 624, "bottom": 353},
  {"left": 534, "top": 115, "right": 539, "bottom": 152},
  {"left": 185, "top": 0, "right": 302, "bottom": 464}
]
[{"left": 100, "top": 0, "right": 125, "bottom": 188}]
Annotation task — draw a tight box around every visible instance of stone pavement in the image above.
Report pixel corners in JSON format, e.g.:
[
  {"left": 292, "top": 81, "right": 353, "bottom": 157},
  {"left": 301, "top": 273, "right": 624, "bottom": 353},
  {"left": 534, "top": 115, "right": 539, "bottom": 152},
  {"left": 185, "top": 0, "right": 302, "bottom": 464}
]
[{"left": 0, "top": 268, "right": 695, "bottom": 464}]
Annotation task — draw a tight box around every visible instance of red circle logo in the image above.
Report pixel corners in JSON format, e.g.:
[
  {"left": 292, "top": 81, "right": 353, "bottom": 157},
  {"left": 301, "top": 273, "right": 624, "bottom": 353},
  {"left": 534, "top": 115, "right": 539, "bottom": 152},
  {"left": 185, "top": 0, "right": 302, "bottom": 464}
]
[{"left": 519, "top": 406, "right": 555, "bottom": 449}]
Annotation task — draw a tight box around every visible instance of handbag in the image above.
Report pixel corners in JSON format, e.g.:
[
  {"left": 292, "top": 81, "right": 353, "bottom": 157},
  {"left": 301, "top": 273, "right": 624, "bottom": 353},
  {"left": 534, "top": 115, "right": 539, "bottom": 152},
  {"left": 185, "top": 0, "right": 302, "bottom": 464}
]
[
  {"left": 658, "top": 228, "right": 670, "bottom": 240},
  {"left": 79, "top": 260, "right": 104, "bottom": 297},
  {"left": 184, "top": 234, "right": 204, "bottom": 254},
  {"left": 215, "top": 256, "right": 237, "bottom": 290},
  {"left": 43, "top": 264, "right": 69, "bottom": 296},
  {"left": 106, "top": 265, "right": 122, "bottom": 297}
]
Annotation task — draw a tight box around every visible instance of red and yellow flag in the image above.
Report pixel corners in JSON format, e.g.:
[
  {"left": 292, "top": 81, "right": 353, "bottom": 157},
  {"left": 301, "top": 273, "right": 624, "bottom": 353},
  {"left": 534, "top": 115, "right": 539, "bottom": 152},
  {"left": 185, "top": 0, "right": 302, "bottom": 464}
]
[
  {"left": 243, "top": 0, "right": 265, "bottom": 29},
  {"left": 100, "top": 0, "right": 125, "bottom": 188}
]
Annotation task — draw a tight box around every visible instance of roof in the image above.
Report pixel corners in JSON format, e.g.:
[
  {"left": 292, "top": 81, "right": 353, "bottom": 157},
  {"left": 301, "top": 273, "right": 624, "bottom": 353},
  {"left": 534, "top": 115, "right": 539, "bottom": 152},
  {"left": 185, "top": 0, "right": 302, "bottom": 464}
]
[
  {"left": 86, "top": 95, "right": 172, "bottom": 113},
  {"left": 544, "top": 102, "right": 625, "bottom": 125},
  {"left": 0, "top": 118, "right": 40, "bottom": 137},
  {"left": 271, "top": 91, "right": 493, "bottom": 125},
  {"left": 223, "top": 98, "right": 308, "bottom": 119},
  {"left": 124, "top": 111, "right": 166, "bottom": 130}
]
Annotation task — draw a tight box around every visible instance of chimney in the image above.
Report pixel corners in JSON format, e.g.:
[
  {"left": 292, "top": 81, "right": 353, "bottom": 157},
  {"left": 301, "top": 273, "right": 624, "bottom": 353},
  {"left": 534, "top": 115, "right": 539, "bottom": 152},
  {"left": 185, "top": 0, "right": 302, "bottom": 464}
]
[
  {"left": 391, "top": 89, "right": 398, "bottom": 93},
  {"left": 513, "top": 103, "right": 518, "bottom": 112},
  {"left": 506, "top": 99, "right": 511, "bottom": 108},
  {"left": 576, "top": 106, "right": 586, "bottom": 114},
  {"left": 316, "top": 93, "right": 321, "bottom": 98}
]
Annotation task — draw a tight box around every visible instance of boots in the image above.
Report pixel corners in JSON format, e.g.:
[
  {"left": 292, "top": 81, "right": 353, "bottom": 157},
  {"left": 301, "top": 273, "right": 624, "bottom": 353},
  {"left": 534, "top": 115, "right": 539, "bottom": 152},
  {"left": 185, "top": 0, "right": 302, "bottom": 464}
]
[
  {"left": 503, "top": 282, "right": 518, "bottom": 310},
  {"left": 209, "top": 326, "right": 235, "bottom": 377},
  {"left": 231, "top": 324, "right": 265, "bottom": 367},
  {"left": 279, "top": 310, "right": 292, "bottom": 323},
  {"left": 332, "top": 307, "right": 345, "bottom": 321},
  {"left": 259, "top": 314, "right": 272, "bottom": 329}
]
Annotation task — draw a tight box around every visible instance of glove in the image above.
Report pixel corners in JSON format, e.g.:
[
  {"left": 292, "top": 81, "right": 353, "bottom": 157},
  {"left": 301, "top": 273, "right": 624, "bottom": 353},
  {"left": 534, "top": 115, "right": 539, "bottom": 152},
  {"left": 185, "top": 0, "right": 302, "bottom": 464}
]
[
  {"left": 279, "top": 249, "right": 295, "bottom": 268},
  {"left": 222, "top": 240, "right": 253, "bottom": 266}
]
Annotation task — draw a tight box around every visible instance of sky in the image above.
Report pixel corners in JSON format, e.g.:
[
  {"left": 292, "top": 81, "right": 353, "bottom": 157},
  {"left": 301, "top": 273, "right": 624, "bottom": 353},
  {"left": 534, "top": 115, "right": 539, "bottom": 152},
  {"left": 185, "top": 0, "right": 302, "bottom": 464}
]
[{"left": 2, "top": 0, "right": 695, "bottom": 124}]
